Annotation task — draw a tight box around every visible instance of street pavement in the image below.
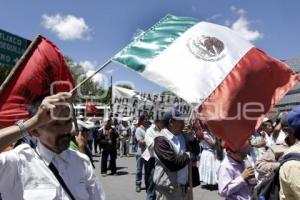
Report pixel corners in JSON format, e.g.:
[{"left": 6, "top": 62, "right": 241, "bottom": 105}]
[{"left": 93, "top": 155, "right": 222, "bottom": 200}]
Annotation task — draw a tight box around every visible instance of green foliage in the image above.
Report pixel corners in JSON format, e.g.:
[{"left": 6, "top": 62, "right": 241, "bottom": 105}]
[
  {"left": 161, "top": 90, "right": 175, "bottom": 96},
  {"left": 64, "top": 56, "right": 110, "bottom": 104},
  {"left": 116, "top": 83, "right": 133, "bottom": 90},
  {"left": 65, "top": 56, "right": 84, "bottom": 81},
  {"left": 0, "top": 56, "right": 111, "bottom": 105},
  {"left": 0, "top": 66, "right": 12, "bottom": 87}
]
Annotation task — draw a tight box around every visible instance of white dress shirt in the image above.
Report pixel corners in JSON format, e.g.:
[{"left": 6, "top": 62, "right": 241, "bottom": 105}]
[
  {"left": 145, "top": 124, "right": 160, "bottom": 147},
  {"left": 0, "top": 141, "right": 105, "bottom": 200},
  {"left": 267, "top": 130, "right": 287, "bottom": 147},
  {"left": 142, "top": 124, "right": 161, "bottom": 160}
]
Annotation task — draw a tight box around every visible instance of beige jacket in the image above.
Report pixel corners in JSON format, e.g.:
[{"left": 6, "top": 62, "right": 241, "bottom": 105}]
[
  {"left": 255, "top": 143, "right": 289, "bottom": 181},
  {"left": 279, "top": 141, "right": 300, "bottom": 200}
]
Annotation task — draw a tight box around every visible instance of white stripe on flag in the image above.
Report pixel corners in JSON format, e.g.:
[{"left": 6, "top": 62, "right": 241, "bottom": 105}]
[{"left": 142, "top": 22, "right": 253, "bottom": 104}]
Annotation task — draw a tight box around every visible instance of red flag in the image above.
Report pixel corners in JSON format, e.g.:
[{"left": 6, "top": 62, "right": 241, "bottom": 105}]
[
  {"left": 198, "top": 48, "right": 298, "bottom": 151},
  {"left": 85, "top": 98, "right": 97, "bottom": 115},
  {"left": 0, "top": 36, "right": 74, "bottom": 127}
]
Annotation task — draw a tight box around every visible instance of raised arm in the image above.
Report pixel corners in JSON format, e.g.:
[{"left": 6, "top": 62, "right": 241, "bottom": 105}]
[{"left": 0, "top": 92, "right": 72, "bottom": 152}]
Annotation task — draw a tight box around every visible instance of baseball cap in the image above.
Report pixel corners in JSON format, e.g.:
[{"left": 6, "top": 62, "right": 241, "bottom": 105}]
[
  {"left": 287, "top": 106, "right": 300, "bottom": 139},
  {"left": 162, "top": 109, "right": 186, "bottom": 127}
]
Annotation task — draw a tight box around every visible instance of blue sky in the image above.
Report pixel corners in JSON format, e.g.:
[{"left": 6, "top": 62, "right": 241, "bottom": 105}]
[{"left": 1, "top": 0, "right": 299, "bottom": 93}]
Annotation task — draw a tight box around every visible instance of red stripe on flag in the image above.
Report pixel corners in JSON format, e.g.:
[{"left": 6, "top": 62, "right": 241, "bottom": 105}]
[{"left": 198, "top": 48, "right": 298, "bottom": 150}]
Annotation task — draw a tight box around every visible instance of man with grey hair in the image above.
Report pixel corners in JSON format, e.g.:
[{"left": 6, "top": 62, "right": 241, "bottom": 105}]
[{"left": 153, "top": 110, "right": 199, "bottom": 200}]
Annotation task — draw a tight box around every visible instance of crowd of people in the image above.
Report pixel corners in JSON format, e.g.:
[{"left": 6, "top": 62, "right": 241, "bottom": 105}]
[
  {"left": 216, "top": 110, "right": 300, "bottom": 200},
  {"left": 1, "top": 92, "right": 300, "bottom": 200},
  {"left": 77, "top": 110, "right": 200, "bottom": 200}
]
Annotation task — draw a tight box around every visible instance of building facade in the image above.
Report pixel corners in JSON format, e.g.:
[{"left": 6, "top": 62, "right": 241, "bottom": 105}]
[{"left": 276, "top": 55, "right": 300, "bottom": 112}]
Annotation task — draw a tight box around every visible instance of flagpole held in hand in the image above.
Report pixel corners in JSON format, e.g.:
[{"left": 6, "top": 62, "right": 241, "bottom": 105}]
[
  {"left": 71, "top": 103, "right": 79, "bottom": 135},
  {"left": 183, "top": 108, "right": 195, "bottom": 200},
  {"left": 70, "top": 59, "right": 112, "bottom": 135}
]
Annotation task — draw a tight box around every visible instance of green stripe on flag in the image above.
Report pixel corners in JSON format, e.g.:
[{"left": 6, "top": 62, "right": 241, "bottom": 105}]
[{"left": 112, "top": 14, "right": 198, "bottom": 72}]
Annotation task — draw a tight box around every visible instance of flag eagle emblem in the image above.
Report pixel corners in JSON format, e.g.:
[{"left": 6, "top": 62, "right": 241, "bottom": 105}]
[{"left": 187, "top": 35, "right": 225, "bottom": 62}]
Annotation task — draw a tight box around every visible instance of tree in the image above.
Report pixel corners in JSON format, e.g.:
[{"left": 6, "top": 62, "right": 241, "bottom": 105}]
[
  {"left": 0, "top": 66, "right": 11, "bottom": 86},
  {"left": 116, "top": 84, "right": 133, "bottom": 90},
  {"left": 65, "top": 56, "right": 109, "bottom": 104},
  {"left": 65, "top": 56, "right": 84, "bottom": 82},
  {"left": 161, "top": 90, "right": 175, "bottom": 96},
  {"left": 102, "top": 85, "right": 112, "bottom": 105}
]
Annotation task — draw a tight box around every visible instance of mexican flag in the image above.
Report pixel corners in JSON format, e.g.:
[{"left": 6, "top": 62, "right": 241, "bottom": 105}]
[{"left": 112, "top": 14, "right": 298, "bottom": 149}]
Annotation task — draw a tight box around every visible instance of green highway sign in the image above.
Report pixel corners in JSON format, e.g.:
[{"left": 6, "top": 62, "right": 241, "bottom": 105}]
[{"left": 0, "top": 29, "right": 31, "bottom": 67}]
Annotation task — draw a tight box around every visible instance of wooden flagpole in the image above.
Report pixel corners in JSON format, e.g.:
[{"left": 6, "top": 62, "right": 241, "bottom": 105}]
[
  {"left": 0, "top": 35, "right": 42, "bottom": 95},
  {"left": 187, "top": 107, "right": 195, "bottom": 200},
  {"left": 71, "top": 102, "right": 79, "bottom": 135},
  {"left": 70, "top": 59, "right": 112, "bottom": 135}
]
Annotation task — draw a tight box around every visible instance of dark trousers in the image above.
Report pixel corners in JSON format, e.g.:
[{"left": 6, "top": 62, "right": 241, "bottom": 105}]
[
  {"left": 87, "top": 140, "right": 93, "bottom": 152},
  {"left": 101, "top": 148, "right": 117, "bottom": 174},
  {"left": 145, "top": 158, "right": 156, "bottom": 200},
  {"left": 94, "top": 139, "right": 102, "bottom": 153}
]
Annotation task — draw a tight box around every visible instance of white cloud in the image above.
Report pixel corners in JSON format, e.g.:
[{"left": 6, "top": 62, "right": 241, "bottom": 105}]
[
  {"left": 206, "top": 14, "right": 221, "bottom": 21},
  {"left": 237, "top": 9, "right": 246, "bottom": 15},
  {"left": 231, "top": 15, "right": 263, "bottom": 42},
  {"left": 225, "top": 20, "right": 231, "bottom": 26},
  {"left": 79, "top": 60, "right": 105, "bottom": 86},
  {"left": 80, "top": 60, "right": 97, "bottom": 72},
  {"left": 105, "top": 69, "right": 116, "bottom": 75},
  {"left": 41, "top": 14, "right": 91, "bottom": 40},
  {"left": 86, "top": 70, "right": 105, "bottom": 86},
  {"left": 132, "top": 28, "right": 145, "bottom": 40},
  {"left": 229, "top": 7, "right": 263, "bottom": 42}
]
